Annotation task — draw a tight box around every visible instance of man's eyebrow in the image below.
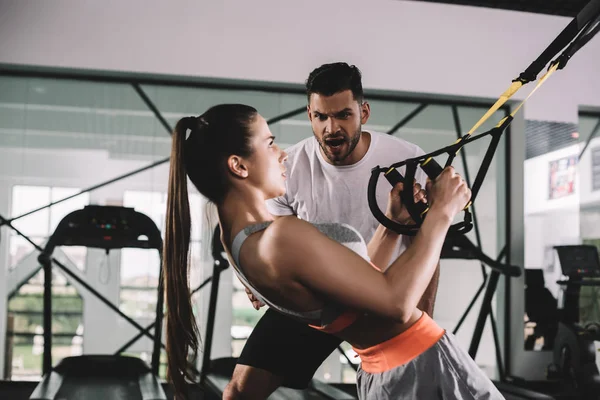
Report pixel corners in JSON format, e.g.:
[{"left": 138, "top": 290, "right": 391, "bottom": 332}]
[{"left": 313, "top": 108, "right": 353, "bottom": 115}]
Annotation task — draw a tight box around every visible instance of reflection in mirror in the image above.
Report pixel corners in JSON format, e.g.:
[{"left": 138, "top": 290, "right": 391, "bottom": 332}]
[
  {"left": 523, "top": 119, "right": 580, "bottom": 352},
  {"left": 523, "top": 112, "right": 600, "bottom": 382}
]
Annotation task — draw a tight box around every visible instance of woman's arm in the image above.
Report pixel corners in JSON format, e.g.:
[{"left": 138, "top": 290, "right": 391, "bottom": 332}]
[
  {"left": 266, "top": 209, "right": 450, "bottom": 323},
  {"left": 263, "top": 168, "right": 468, "bottom": 324}
]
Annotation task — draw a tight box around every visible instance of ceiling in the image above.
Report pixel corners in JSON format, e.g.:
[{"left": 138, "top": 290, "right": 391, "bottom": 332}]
[{"left": 413, "top": 0, "right": 590, "bottom": 17}]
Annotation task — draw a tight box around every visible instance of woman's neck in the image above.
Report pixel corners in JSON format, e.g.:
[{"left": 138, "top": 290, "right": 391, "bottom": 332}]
[{"left": 218, "top": 189, "right": 274, "bottom": 247}]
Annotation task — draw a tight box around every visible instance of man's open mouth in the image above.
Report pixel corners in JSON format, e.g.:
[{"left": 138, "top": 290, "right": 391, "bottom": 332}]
[{"left": 325, "top": 137, "right": 346, "bottom": 149}]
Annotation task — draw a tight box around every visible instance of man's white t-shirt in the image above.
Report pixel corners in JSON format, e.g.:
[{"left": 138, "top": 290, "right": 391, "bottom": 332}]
[{"left": 266, "top": 130, "right": 427, "bottom": 266}]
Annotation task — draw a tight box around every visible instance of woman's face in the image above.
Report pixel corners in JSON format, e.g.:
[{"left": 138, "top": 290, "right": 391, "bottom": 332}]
[{"left": 245, "top": 115, "right": 288, "bottom": 200}]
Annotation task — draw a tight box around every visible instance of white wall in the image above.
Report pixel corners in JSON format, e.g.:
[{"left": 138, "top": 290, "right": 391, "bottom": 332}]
[{"left": 0, "top": 0, "right": 599, "bottom": 124}]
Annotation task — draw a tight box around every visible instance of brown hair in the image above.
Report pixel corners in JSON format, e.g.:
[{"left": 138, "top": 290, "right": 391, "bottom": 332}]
[
  {"left": 305, "top": 62, "right": 364, "bottom": 103},
  {"left": 163, "top": 104, "right": 257, "bottom": 399}
]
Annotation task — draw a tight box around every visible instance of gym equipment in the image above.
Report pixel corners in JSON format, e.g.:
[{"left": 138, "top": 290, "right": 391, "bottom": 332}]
[
  {"left": 368, "top": 0, "right": 600, "bottom": 237},
  {"left": 524, "top": 269, "right": 559, "bottom": 351},
  {"left": 28, "top": 205, "right": 166, "bottom": 400},
  {"left": 200, "top": 225, "right": 357, "bottom": 399},
  {"left": 549, "top": 245, "right": 600, "bottom": 399}
]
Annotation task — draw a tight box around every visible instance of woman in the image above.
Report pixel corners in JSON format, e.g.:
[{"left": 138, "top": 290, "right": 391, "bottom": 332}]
[{"left": 163, "top": 104, "right": 504, "bottom": 400}]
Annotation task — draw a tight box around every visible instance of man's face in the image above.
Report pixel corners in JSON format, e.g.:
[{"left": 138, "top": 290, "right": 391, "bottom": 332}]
[{"left": 307, "top": 90, "right": 370, "bottom": 165}]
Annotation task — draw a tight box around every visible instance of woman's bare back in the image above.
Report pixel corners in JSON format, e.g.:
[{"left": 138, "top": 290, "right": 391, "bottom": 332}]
[{"left": 222, "top": 216, "right": 421, "bottom": 349}]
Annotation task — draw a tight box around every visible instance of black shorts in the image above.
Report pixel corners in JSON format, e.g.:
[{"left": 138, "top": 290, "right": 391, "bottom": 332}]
[{"left": 237, "top": 308, "right": 342, "bottom": 389}]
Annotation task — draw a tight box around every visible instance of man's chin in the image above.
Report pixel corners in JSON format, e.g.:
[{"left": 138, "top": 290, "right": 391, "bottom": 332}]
[{"left": 325, "top": 151, "right": 349, "bottom": 164}]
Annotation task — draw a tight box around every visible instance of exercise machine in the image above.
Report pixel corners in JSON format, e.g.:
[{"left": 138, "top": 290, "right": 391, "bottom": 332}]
[
  {"left": 28, "top": 205, "right": 166, "bottom": 400},
  {"left": 199, "top": 225, "right": 357, "bottom": 400},
  {"left": 524, "top": 269, "right": 559, "bottom": 351},
  {"left": 550, "top": 245, "right": 600, "bottom": 399}
]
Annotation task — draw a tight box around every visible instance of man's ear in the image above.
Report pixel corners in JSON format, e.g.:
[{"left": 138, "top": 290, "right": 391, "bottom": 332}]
[
  {"left": 307, "top": 105, "right": 313, "bottom": 122},
  {"left": 360, "top": 101, "right": 371, "bottom": 125},
  {"left": 227, "top": 155, "right": 248, "bottom": 178}
]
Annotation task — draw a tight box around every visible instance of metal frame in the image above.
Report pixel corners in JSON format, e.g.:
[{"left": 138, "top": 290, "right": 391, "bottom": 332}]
[
  {"left": 504, "top": 120, "right": 513, "bottom": 378},
  {"left": 0, "top": 65, "right": 514, "bottom": 381},
  {"left": 578, "top": 111, "right": 600, "bottom": 160},
  {"left": 0, "top": 63, "right": 505, "bottom": 109}
]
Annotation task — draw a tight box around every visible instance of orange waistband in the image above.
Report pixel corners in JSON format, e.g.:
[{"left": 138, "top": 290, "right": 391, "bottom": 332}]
[
  {"left": 352, "top": 312, "right": 445, "bottom": 374},
  {"left": 309, "top": 310, "right": 360, "bottom": 334}
]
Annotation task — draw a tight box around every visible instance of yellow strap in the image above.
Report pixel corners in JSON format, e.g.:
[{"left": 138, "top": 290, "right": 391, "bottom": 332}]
[
  {"left": 467, "top": 80, "right": 523, "bottom": 135},
  {"left": 465, "top": 61, "right": 560, "bottom": 136},
  {"left": 507, "top": 62, "right": 559, "bottom": 119}
]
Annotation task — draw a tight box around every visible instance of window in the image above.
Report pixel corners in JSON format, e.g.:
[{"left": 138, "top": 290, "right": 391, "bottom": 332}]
[
  {"left": 7, "top": 271, "right": 83, "bottom": 381},
  {"left": 120, "top": 189, "right": 203, "bottom": 379},
  {"left": 120, "top": 190, "right": 203, "bottom": 318},
  {"left": 6, "top": 185, "right": 89, "bottom": 380},
  {"left": 9, "top": 185, "right": 90, "bottom": 271}
]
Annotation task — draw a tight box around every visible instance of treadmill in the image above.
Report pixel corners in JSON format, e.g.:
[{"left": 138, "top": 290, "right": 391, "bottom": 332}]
[
  {"left": 28, "top": 205, "right": 166, "bottom": 400},
  {"left": 200, "top": 225, "right": 357, "bottom": 400}
]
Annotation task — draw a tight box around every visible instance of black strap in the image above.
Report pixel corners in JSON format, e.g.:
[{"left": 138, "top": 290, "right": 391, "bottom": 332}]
[
  {"left": 558, "top": 13, "right": 600, "bottom": 69},
  {"left": 469, "top": 117, "right": 512, "bottom": 203},
  {"left": 518, "top": 0, "right": 600, "bottom": 82}
]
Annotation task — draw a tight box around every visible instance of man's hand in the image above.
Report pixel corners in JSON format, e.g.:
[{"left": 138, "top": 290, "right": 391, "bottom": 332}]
[
  {"left": 385, "top": 180, "right": 427, "bottom": 225},
  {"left": 245, "top": 286, "right": 265, "bottom": 310}
]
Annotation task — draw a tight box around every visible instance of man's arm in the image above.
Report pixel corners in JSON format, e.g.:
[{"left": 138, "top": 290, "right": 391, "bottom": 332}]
[
  {"left": 370, "top": 233, "right": 440, "bottom": 316},
  {"left": 370, "top": 173, "right": 440, "bottom": 317},
  {"left": 418, "top": 261, "right": 440, "bottom": 317},
  {"left": 367, "top": 181, "right": 425, "bottom": 269},
  {"left": 404, "top": 235, "right": 440, "bottom": 317},
  {"left": 407, "top": 154, "right": 440, "bottom": 316},
  {"left": 367, "top": 225, "right": 401, "bottom": 269}
]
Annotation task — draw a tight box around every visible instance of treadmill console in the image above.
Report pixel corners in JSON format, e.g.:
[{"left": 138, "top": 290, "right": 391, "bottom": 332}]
[
  {"left": 554, "top": 245, "right": 600, "bottom": 279},
  {"left": 49, "top": 205, "right": 163, "bottom": 251}
]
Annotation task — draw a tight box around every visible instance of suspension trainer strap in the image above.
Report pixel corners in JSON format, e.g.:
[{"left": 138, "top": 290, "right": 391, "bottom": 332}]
[{"left": 367, "top": 0, "right": 600, "bottom": 237}]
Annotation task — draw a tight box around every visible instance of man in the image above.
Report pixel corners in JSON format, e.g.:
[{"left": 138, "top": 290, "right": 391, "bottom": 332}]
[{"left": 223, "top": 62, "right": 439, "bottom": 399}]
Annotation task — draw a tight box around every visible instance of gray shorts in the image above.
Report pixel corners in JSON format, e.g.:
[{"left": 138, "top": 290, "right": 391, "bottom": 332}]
[{"left": 356, "top": 332, "right": 505, "bottom": 400}]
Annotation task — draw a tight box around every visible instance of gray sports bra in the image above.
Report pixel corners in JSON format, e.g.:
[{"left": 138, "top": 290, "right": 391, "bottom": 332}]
[{"left": 229, "top": 221, "right": 370, "bottom": 327}]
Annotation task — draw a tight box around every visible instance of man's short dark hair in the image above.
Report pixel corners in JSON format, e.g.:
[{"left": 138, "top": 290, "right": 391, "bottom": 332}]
[{"left": 305, "top": 62, "right": 364, "bottom": 104}]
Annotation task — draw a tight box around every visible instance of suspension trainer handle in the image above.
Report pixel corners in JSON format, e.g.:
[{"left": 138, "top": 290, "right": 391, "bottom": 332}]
[{"left": 368, "top": 156, "right": 472, "bottom": 237}]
